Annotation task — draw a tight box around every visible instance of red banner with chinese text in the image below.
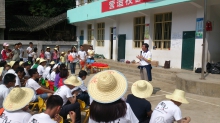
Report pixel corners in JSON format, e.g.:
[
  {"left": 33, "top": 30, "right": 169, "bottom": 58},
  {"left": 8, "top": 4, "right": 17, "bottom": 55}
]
[{"left": 102, "top": 0, "right": 153, "bottom": 13}]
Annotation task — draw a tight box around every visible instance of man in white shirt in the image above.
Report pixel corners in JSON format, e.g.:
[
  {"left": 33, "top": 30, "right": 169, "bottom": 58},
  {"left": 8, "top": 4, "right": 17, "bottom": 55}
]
[
  {"left": 4, "top": 61, "right": 23, "bottom": 87},
  {"left": 54, "top": 76, "right": 82, "bottom": 122},
  {"left": 78, "top": 45, "right": 87, "bottom": 70},
  {"left": 150, "top": 89, "right": 191, "bottom": 123},
  {"left": 0, "top": 73, "right": 16, "bottom": 108},
  {"left": 18, "top": 42, "right": 24, "bottom": 61},
  {"left": 37, "top": 59, "right": 47, "bottom": 78},
  {"left": 71, "top": 70, "right": 89, "bottom": 106},
  {"left": 136, "top": 43, "right": 152, "bottom": 81},
  {"left": 26, "top": 68, "right": 54, "bottom": 102},
  {"left": 26, "top": 42, "right": 34, "bottom": 64},
  {"left": 0, "top": 87, "right": 34, "bottom": 123},
  {"left": 28, "top": 95, "right": 77, "bottom": 123}
]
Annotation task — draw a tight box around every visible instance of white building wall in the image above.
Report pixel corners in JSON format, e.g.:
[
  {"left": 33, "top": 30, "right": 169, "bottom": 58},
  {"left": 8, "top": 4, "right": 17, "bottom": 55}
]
[{"left": 75, "top": 2, "right": 220, "bottom": 69}]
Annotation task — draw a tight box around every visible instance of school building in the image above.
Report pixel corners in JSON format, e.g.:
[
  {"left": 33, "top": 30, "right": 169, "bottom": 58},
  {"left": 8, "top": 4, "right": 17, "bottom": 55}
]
[{"left": 67, "top": 0, "right": 220, "bottom": 70}]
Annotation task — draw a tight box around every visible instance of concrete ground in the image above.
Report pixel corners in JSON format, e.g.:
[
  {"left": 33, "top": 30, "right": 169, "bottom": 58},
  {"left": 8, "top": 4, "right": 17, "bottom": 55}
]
[{"left": 75, "top": 68, "right": 220, "bottom": 123}]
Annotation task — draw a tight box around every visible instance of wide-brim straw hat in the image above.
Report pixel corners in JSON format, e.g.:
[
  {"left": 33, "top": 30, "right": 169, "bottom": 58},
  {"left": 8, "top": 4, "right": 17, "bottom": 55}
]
[
  {"left": 36, "top": 58, "right": 40, "bottom": 62},
  {"left": 64, "top": 75, "right": 82, "bottom": 87},
  {"left": 46, "top": 47, "right": 50, "bottom": 49},
  {"left": 7, "top": 61, "right": 18, "bottom": 67},
  {"left": 50, "top": 61, "right": 55, "bottom": 65},
  {"left": 131, "top": 80, "right": 153, "bottom": 98},
  {"left": 39, "top": 58, "right": 46, "bottom": 63},
  {"left": 19, "top": 61, "right": 24, "bottom": 66},
  {"left": 88, "top": 50, "right": 95, "bottom": 55},
  {"left": 3, "top": 87, "right": 34, "bottom": 111},
  {"left": 166, "top": 89, "right": 189, "bottom": 104},
  {"left": 61, "top": 52, "right": 65, "bottom": 54},
  {"left": 54, "top": 48, "right": 58, "bottom": 51},
  {"left": 88, "top": 70, "right": 128, "bottom": 104}
]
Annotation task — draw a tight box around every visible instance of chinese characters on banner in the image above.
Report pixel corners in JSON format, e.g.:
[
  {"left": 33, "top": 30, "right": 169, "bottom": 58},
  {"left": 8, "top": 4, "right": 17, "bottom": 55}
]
[
  {"left": 196, "top": 18, "right": 203, "bottom": 39},
  {"left": 102, "top": 0, "right": 153, "bottom": 13}
]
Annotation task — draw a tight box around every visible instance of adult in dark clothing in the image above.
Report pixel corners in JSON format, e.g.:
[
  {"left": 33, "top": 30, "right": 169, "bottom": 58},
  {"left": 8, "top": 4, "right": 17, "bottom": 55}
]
[{"left": 127, "top": 80, "right": 153, "bottom": 123}]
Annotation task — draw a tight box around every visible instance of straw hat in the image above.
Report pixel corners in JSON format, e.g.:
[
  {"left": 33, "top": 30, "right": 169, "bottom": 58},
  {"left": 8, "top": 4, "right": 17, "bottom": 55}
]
[
  {"left": 36, "top": 58, "right": 40, "bottom": 62},
  {"left": 46, "top": 47, "right": 50, "bottom": 49},
  {"left": 88, "top": 70, "right": 128, "bottom": 104},
  {"left": 19, "top": 61, "right": 24, "bottom": 66},
  {"left": 64, "top": 76, "right": 82, "bottom": 86},
  {"left": 54, "top": 48, "right": 58, "bottom": 51},
  {"left": 166, "top": 89, "right": 189, "bottom": 104},
  {"left": 0, "top": 67, "right": 3, "bottom": 76},
  {"left": 61, "top": 52, "right": 65, "bottom": 54},
  {"left": 3, "top": 87, "right": 34, "bottom": 111},
  {"left": 39, "top": 59, "right": 46, "bottom": 64},
  {"left": 50, "top": 61, "right": 55, "bottom": 65},
  {"left": 7, "top": 61, "right": 18, "bottom": 67},
  {"left": 131, "top": 80, "right": 153, "bottom": 98}
]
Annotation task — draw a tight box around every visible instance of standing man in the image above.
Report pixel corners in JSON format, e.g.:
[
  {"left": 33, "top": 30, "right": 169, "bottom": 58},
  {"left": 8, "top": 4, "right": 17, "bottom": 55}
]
[
  {"left": 136, "top": 43, "right": 152, "bottom": 81},
  {"left": 11, "top": 43, "right": 20, "bottom": 62},
  {"left": 26, "top": 42, "right": 33, "bottom": 64},
  {"left": 78, "top": 45, "right": 86, "bottom": 70},
  {"left": 18, "top": 42, "right": 24, "bottom": 61}
]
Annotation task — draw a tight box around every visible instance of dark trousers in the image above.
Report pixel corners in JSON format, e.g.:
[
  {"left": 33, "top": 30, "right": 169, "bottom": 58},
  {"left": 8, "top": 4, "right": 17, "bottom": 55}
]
[
  {"left": 20, "top": 58, "right": 23, "bottom": 61},
  {"left": 28, "top": 57, "right": 33, "bottom": 64},
  {"left": 70, "top": 63, "right": 76, "bottom": 74},
  {"left": 77, "top": 91, "right": 90, "bottom": 106},
  {"left": 59, "top": 102, "right": 81, "bottom": 123}
]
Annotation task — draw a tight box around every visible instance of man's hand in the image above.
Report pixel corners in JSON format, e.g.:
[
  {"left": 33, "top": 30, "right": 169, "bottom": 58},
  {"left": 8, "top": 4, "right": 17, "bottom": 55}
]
[
  {"left": 179, "top": 117, "right": 191, "bottom": 123},
  {"left": 136, "top": 55, "right": 143, "bottom": 60},
  {"left": 69, "top": 111, "right": 76, "bottom": 123},
  {"left": 54, "top": 114, "right": 61, "bottom": 123}
]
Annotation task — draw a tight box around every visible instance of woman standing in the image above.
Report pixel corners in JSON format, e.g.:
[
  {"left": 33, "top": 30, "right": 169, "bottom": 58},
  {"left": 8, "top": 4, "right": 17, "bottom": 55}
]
[
  {"left": 53, "top": 48, "right": 58, "bottom": 63},
  {"left": 69, "top": 46, "right": 78, "bottom": 75},
  {"left": 55, "top": 45, "right": 60, "bottom": 63}
]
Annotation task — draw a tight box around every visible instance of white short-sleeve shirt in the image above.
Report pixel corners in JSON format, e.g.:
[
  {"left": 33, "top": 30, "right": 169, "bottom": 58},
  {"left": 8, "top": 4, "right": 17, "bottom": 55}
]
[
  {"left": 49, "top": 71, "right": 56, "bottom": 81},
  {"left": 150, "top": 100, "right": 182, "bottom": 123},
  {"left": 42, "top": 66, "right": 51, "bottom": 79},
  {"left": 89, "top": 103, "right": 139, "bottom": 123},
  {"left": 139, "top": 51, "right": 152, "bottom": 66},
  {"left": 70, "top": 52, "right": 78, "bottom": 63},
  {"left": 78, "top": 51, "right": 87, "bottom": 60},
  {"left": 54, "top": 85, "right": 73, "bottom": 105},
  {"left": 45, "top": 51, "right": 51, "bottom": 60},
  {"left": 28, "top": 113, "right": 56, "bottom": 123},
  {"left": 4, "top": 69, "right": 21, "bottom": 87},
  {"left": 0, "top": 84, "right": 9, "bottom": 108},
  {"left": 26, "top": 46, "right": 33, "bottom": 57},
  {"left": 37, "top": 65, "right": 45, "bottom": 76},
  {"left": 0, "top": 110, "right": 32, "bottom": 123},
  {"left": 25, "top": 78, "right": 41, "bottom": 91}
]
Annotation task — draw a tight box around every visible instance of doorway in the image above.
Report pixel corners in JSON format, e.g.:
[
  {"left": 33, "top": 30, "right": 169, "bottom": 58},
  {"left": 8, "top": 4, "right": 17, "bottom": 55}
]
[
  {"left": 80, "top": 30, "right": 84, "bottom": 45},
  {"left": 110, "top": 27, "right": 114, "bottom": 59},
  {"left": 181, "top": 31, "right": 196, "bottom": 70},
  {"left": 117, "top": 34, "right": 126, "bottom": 61}
]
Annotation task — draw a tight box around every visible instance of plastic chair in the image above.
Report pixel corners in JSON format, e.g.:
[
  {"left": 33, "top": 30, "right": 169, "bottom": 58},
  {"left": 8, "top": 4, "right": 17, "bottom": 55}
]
[
  {"left": 77, "top": 99, "right": 90, "bottom": 123},
  {"left": 29, "top": 102, "right": 38, "bottom": 111},
  {"left": 38, "top": 97, "right": 46, "bottom": 113}
]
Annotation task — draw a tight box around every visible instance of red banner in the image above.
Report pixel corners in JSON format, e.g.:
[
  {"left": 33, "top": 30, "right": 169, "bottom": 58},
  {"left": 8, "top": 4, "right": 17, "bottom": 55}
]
[{"left": 102, "top": 0, "right": 153, "bottom": 13}]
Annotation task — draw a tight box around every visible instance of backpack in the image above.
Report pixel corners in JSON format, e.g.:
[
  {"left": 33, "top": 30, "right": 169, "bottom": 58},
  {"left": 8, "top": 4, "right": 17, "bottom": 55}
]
[{"left": 68, "top": 54, "right": 74, "bottom": 62}]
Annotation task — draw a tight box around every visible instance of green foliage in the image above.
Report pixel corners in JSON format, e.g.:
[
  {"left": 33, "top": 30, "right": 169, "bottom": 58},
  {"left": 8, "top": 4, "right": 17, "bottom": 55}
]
[{"left": 29, "top": 0, "right": 75, "bottom": 17}]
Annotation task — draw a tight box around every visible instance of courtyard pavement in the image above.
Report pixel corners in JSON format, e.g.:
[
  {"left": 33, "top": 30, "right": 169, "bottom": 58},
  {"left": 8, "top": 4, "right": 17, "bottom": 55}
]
[{"left": 74, "top": 68, "right": 220, "bottom": 123}]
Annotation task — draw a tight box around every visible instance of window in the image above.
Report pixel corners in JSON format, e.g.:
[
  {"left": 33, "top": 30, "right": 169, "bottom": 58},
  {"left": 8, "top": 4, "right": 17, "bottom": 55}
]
[
  {"left": 88, "top": 0, "right": 92, "bottom": 3},
  {"left": 80, "top": 30, "right": 84, "bottom": 36},
  {"left": 154, "top": 12, "right": 172, "bottom": 50},
  {"left": 80, "top": 0, "right": 84, "bottom": 5},
  {"left": 134, "top": 17, "right": 145, "bottom": 48},
  {"left": 87, "top": 24, "right": 92, "bottom": 45},
  {"left": 97, "top": 23, "right": 105, "bottom": 46}
]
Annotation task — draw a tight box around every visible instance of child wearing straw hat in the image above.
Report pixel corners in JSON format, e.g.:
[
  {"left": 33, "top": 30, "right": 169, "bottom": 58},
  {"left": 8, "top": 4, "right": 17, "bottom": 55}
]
[
  {"left": 0, "top": 87, "right": 34, "bottom": 123},
  {"left": 37, "top": 59, "right": 47, "bottom": 78},
  {"left": 45, "top": 47, "right": 51, "bottom": 65},
  {"left": 60, "top": 52, "right": 65, "bottom": 64},
  {"left": 88, "top": 70, "right": 139, "bottom": 123},
  {"left": 42, "top": 61, "right": 55, "bottom": 79},
  {"left": 31, "top": 58, "right": 40, "bottom": 69},
  {"left": 150, "top": 89, "right": 191, "bottom": 123},
  {"left": 54, "top": 75, "right": 82, "bottom": 122},
  {"left": 127, "top": 80, "right": 153, "bottom": 123}
]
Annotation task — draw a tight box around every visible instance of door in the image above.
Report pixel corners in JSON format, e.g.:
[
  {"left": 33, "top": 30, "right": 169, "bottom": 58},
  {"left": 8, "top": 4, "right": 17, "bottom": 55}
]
[
  {"left": 110, "top": 28, "right": 113, "bottom": 59},
  {"left": 79, "top": 36, "right": 84, "bottom": 46},
  {"left": 117, "top": 34, "right": 126, "bottom": 61},
  {"left": 181, "top": 31, "right": 195, "bottom": 70}
]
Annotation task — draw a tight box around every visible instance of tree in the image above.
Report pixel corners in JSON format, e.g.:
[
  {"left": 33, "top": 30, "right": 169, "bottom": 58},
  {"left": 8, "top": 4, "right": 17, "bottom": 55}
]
[{"left": 29, "top": 0, "right": 75, "bottom": 17}]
